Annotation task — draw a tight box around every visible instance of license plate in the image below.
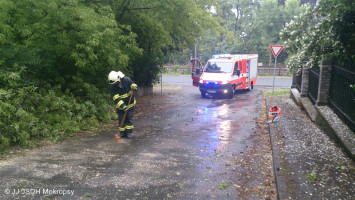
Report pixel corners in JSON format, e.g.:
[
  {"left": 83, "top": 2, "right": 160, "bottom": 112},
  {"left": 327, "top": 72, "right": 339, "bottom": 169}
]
[{"left": 207, "top": 90, "right": 216, "bottom": 94}]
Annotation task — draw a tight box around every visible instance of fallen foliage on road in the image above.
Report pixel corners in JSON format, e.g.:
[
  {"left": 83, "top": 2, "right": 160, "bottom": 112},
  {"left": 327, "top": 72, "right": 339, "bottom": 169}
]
[
  {"left": 134, "top": 85, "right": 181, "bottom": 120},
  {"left": 134, "top": 94, "right": 174, "bottom": 120},
  {"left": 231, "top": 95, "right": 277, "bottom": 200}
]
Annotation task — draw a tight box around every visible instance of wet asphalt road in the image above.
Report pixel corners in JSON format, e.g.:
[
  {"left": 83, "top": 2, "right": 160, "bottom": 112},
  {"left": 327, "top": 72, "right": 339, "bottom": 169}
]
[{"left": 0, "top": 76, "right": 285, "bottom": 199}]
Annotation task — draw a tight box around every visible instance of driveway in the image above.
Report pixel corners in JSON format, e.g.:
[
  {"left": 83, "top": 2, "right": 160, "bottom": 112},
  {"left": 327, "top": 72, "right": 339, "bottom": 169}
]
[{"left": 0, "top": 75, "right": 278, "bottom": 200}]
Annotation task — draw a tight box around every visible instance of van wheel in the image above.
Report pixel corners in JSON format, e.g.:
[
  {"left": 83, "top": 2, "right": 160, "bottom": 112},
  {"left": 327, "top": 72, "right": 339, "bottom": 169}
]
[
  {"left": 251, "top": 82, "right": 254, "bottom": 89},
  {"left": 201, "top": 92, "right": 206, "bottom": 98},
  {"left": 227, "top": 87, "right": 234, "bottom": 99}
]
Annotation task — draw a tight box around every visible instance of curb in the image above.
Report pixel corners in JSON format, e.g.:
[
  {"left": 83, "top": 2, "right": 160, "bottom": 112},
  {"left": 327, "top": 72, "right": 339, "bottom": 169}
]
[{"left": 266, "top": 102, "right": 289, "bottom": 200}]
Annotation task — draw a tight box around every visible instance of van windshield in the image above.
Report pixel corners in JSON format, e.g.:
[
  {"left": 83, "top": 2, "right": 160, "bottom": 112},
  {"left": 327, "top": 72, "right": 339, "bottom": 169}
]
[{"left": 205, "top": 62, "right": 233, "bottom": 73}]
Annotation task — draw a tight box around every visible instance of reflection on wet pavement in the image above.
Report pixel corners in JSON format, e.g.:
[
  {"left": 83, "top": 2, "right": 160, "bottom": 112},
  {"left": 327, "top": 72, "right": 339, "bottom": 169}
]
[{"left": 0, "top": 82, "right": 276, "bottom": 200}]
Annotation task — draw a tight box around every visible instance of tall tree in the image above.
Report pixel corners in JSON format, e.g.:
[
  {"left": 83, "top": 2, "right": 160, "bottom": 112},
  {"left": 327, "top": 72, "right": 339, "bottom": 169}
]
[
  {"left": 281, "top": 0, "right": 355, "bottom": 70},
  {"left": 197, "top": 0, "right": 258, "bottom": 60},
  {"left": 110, "top": 0, "right": 223, "bottom": 85},
  {"left": 0, "top": 0, "right": 141, "bottom": 91},
  {"left": 279, "top": 0, "right": 318, "bottom": 7},
  {"left": 249, "top": 0, "right": 281, "bottom": 64},
  {"left": 190, "top": 0, "right": 306, "bottom": 65}
]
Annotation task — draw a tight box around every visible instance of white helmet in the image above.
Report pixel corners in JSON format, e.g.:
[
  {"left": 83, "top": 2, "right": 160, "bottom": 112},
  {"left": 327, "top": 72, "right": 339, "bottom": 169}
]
[
  {"left": 108, "top": 71, "right": 120, "bottom": 84},
  {"left": 117, "top": 71, "right": 125, "bottom": 78}
]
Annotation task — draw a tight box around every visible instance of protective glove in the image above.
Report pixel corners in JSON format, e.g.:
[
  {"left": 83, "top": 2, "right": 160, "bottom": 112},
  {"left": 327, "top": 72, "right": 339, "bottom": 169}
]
[{"left": 131, "top": 83, "right": 138, "bottom": 91}]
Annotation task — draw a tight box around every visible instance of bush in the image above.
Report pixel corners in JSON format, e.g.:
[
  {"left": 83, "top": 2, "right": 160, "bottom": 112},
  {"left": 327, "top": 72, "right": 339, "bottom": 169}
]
[{"left": 0, "top": 80, "right": 114, "bottom": 152}]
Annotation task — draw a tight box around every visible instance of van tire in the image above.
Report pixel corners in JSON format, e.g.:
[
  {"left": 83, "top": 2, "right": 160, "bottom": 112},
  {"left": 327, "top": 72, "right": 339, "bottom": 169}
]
[
  {"left": 246, "top": 82, "right": 253, "bottom": 92},
  {"left": 227, "top": 87, "right": 234, "bottom": 99},
  {"left": 201, "top": 92, "right": 206, "bottom": 98}
]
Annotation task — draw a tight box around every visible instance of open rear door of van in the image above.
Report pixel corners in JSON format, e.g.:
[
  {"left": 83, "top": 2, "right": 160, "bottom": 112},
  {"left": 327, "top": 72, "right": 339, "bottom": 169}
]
[{"left": 191, "top": 59, "right": 203, "bottom": 87}]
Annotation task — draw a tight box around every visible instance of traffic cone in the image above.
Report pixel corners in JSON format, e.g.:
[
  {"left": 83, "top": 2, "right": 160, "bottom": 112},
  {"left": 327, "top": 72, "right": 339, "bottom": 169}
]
[{"left": 267, "top": 106, "right": 282, "bottom": 123}]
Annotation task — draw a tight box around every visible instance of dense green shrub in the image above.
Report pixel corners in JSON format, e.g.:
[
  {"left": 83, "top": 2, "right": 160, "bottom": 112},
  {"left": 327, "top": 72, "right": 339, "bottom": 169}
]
[
  {"left": 0, "top": 66, "right": 115, "bottom": 151},
  {"left": 0, "top": 0, "right": 221, "bottom": 152}
]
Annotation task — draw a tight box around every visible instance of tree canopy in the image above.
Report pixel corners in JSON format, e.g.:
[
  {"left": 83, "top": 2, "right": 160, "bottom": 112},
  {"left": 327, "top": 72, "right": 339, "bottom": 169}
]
[
  {"left": 179, "top": 0, "right": 308, "bottom": 65},
  {"left": 0, "top": 0, "right": 223, "bottom": 149},
  {"left": 281, "top": 0, "right": 355, "bottom": 70},
  {"left": 111, "top": 0, "right": 223, "bottom": 85},
  {"left": 0, "top": 0, "right": 223, "bottom": 87}
]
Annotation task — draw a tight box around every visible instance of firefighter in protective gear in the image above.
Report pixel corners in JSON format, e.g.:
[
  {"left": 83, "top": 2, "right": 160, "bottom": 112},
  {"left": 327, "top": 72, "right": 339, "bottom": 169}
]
[{"left": 108, "top": 71, "right": 138, "bottom": 139}]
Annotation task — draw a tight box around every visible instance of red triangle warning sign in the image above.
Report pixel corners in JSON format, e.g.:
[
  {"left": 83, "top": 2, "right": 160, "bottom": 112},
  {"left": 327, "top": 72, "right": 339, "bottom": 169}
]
[{"left": 270, "top": 45, "right": 284, "bottom": 58}]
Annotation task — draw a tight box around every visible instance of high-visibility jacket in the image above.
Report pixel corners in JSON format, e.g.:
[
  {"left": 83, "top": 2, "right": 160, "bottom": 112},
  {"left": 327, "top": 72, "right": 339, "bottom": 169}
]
[{"left": 110, "top": 76, "right": 137, "bottom": 110}]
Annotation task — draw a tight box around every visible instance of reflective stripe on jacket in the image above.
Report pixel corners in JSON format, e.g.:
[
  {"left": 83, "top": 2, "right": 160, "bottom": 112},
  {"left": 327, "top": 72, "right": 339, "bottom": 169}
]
[{"left": 110, "top": 76, "right": 136, "bottom": 109}]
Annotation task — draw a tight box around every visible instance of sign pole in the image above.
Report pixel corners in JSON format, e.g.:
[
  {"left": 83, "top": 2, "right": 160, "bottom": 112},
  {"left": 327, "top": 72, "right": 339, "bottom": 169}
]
[
  {"left": 269, "top": 45, "right": 284, "bottom": 94},
  {"left": 272, "top": 56, "right": 277, "bottom": 94},
  {"left": 161, "top": 71, "right": 163, "bottom": 96}
]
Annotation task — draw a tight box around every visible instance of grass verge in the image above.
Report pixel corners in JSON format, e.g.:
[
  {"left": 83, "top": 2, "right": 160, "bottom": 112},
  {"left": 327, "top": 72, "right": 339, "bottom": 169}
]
[{"left": 265, "top": 89, "right": 290, "bottom": 97}]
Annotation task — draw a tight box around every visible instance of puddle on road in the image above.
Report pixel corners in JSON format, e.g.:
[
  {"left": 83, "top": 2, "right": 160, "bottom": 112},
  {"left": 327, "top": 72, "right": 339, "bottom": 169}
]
[
  {"left": 219, "top": 120, "right": 231, "bottom": 134},
  {"left": 206, "top": 99, "right": 231, "bottom": 108},
  {"left": 210, "top": 135, "right": 218, "bottom": 140},
  {"left": 200, "top": 104, "right": 231, "bottom": 122},
  {"left": 207, "top": 102, "right": 223, "bottom": 108}
]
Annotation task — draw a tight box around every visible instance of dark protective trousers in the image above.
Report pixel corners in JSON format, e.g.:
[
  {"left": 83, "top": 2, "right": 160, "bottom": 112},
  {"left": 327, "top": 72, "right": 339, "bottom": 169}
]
[{"left": 117, "top": 108, "right": 134, "bottom": 136}]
